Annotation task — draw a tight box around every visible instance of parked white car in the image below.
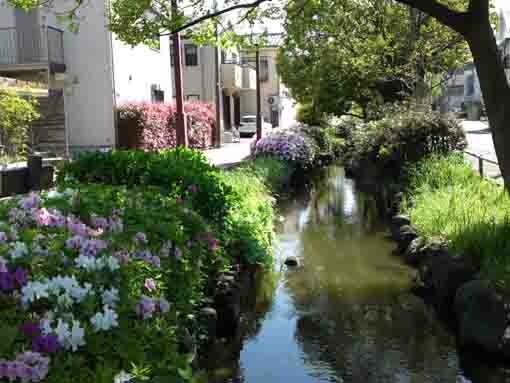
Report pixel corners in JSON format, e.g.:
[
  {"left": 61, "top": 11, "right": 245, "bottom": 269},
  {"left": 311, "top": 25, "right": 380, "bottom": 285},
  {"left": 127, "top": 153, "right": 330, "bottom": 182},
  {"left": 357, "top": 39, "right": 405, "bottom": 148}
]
[{"left": 238, "top": 115, "right": 272, "bottom": 136}]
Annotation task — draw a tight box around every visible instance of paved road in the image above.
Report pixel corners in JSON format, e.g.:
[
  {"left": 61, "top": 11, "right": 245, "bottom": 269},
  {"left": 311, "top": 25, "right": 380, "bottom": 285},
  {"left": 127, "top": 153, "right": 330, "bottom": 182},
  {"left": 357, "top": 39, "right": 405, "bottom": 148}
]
[{"left": 460, "top": 120, "right": 502, "bottom": 181}]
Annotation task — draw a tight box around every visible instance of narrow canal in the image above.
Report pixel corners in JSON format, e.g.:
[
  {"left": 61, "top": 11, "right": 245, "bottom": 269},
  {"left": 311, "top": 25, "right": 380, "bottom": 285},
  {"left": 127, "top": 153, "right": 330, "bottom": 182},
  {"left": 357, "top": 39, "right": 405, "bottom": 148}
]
[{"left": 207, "top": 166, "right": 509, "bottom": 383}]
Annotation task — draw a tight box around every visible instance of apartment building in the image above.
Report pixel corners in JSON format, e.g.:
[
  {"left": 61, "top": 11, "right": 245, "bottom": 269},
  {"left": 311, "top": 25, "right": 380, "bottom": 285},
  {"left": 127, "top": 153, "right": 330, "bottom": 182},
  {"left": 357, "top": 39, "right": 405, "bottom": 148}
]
[
  {"left": 0, "top": 1, "right": 172, "bottom": 155},
  {"left": 173, "top": 33, "right": 287, "bottom": 132}
]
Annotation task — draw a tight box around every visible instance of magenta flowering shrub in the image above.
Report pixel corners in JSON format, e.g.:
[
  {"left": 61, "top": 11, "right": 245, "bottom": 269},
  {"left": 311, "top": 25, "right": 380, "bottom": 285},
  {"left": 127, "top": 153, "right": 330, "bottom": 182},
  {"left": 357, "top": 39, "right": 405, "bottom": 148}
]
[
  {"left": 253, "top": 132, "right": 317, "bottom": 168},
  {"left": 0, "top": 185, "right": 223, "bottom": 382},
  {"left": 117, "top": 101, "right": 216, "bottom": 150}
]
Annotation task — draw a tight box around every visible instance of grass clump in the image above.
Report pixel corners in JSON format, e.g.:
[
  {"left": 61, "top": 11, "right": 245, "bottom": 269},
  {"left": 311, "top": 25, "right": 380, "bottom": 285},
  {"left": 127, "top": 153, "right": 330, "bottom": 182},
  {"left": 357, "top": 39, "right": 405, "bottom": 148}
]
[{"left": 402, "top": 153, "right": 510, "bottom": 289}]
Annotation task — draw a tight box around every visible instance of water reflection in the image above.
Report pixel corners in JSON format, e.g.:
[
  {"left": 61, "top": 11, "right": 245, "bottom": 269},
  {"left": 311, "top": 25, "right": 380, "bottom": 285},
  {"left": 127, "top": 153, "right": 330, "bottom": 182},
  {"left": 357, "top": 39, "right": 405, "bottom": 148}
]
[{"left": 208, "top": 166, "right": 510, "bottom": 383}]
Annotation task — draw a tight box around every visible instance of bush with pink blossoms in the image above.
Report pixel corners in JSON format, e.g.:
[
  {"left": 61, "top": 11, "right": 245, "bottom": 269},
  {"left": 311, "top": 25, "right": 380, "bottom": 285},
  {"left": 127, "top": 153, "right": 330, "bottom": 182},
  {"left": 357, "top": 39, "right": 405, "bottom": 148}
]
[
  {"left": 117, "top": 101, "right": 216, "bottom": 150},
  {"left": 252, "top": 131, "right": 317, "bottom": 168},
  {"left": 0, "top": 184, "right": 224, "bottom": 383}
]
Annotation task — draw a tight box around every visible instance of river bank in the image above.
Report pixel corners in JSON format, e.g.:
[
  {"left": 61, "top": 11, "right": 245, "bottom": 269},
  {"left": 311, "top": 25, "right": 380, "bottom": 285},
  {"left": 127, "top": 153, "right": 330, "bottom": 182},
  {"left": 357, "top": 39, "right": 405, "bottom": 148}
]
[
  {"left": 201, "top": 165, "right": 510, "bottom": 383},
  {"left": 345, "top": 154, "right": 510, "bottom": 363}
]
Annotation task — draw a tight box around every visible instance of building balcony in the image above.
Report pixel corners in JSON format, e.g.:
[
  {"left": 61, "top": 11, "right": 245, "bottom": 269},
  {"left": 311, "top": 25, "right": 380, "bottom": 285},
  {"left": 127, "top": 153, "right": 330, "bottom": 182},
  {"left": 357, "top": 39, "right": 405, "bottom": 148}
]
[
  {"left": 222, "top": 63, "right": 242, "bottom": 94},
  {"left": 242, "top": 66, "right": 256, "bottom": 90},
  {"left": 0, "top": 26, "right": 66, "bottom": 76}
]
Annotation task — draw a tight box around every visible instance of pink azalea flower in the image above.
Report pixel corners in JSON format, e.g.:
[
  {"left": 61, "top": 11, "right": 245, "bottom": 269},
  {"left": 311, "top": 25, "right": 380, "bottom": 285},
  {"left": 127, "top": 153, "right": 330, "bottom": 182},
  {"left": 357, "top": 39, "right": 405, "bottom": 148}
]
[{"left": 144, "top": 278, "right": 156, "bottom": 291}]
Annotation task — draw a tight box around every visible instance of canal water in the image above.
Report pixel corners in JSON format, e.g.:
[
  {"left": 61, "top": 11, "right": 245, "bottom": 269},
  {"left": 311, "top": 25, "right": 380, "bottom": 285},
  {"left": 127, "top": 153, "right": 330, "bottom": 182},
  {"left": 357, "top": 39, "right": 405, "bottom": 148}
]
[{"left": 207, "top": 166, "right": 510, "bottom": 383}]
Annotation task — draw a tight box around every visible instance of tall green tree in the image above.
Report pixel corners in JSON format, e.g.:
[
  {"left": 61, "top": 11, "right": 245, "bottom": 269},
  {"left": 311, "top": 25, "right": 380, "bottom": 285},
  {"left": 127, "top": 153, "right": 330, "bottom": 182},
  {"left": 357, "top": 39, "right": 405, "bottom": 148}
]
[{"left": 277, "top": 0, "right": 470, "bottom": 118}]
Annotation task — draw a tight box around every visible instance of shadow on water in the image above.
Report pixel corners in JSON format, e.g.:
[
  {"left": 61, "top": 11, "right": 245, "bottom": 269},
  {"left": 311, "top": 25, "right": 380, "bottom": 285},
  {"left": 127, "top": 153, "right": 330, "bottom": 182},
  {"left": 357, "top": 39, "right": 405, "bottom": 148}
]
[{"left": 206, "top": 166, "right": 510, "bottom": 383}]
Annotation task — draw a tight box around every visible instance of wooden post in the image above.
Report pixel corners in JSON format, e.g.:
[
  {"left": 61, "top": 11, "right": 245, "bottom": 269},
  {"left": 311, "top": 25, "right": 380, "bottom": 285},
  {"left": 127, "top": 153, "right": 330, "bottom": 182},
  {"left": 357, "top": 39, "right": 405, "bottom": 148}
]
[
  {"left": 256, "top": 48, "right": 262, "bottom": 141},
  {"left": 27, "top": 155, "right": 43, "bottom": 191}
]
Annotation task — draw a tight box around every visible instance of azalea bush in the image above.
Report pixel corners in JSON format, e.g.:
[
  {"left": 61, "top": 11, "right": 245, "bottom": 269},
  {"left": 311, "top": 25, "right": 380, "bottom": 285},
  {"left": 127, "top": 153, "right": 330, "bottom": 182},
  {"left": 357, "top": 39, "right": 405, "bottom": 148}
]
[
  {"left": 0, "top": 185, "right": 222, "bottom": 382},
  {"left": 117, "top": 101, "right": 216, "bottom": 150},
  {"left": 339, "top": 106, "right": 467, "bottom": 174},
  {"left": 252, "top": 132, "right": 317, "bottom": 168},
  {"left": 58, "top": 148, "right": 236, "bottom": 229}
]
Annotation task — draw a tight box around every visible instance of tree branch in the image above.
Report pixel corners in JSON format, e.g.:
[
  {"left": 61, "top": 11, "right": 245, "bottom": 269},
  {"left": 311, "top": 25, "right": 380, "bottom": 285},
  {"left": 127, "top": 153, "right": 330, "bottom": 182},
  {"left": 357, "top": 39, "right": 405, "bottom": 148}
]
[
  {"left": 341, "top": 112, "right": 364, "bottom": 119},
  {"left": 160, "top": 0, "right": 270, "bottom": 36},
  {"left": 394, "top": 0, "right": 468, "bottom": 35}
]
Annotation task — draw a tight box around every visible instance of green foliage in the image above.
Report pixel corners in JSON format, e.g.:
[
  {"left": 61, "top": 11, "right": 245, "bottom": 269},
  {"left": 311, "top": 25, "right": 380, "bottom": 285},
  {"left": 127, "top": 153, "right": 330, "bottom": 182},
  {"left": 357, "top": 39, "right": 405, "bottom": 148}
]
[
  {"left": 340, "top": 105, "right": 467, "bottom": 174},
  {"left": 278, "top": 0, "right": 470, "bottom": 117},
  {"left": 57, "top": 148, "right": 235, "bottom": 229},
  {"left": 402, "top": 154, "right": 510, "bottom": 290},
  {"left": 58, "top": 147, "right": 285, "bottom": 266},
  {"left": 300, "top": 124, "right": 345, "bottom": 159},
  {"left": 222, "top": 166, "right": 276, "bottom": 266},
  {"left": 0, "top": 88, "right": 40, "bottom": 157},
  {"left": 236, "top": 157, "right": 294, "bottom": 193},
  {"left": 296, "top": 103, "right": 323, "bottom": 126}
]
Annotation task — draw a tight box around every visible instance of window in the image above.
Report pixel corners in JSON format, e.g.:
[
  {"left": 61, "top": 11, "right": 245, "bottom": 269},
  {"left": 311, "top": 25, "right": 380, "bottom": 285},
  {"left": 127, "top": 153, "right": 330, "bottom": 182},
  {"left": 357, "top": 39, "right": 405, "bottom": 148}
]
[
  {"left": 170, "top": 44, "right": 175, "bottom": 66},
  {"left": 186, "top": 94, "right": 200, "bottom": 101},
  {"left": 221, "top": 50, "right": 226, "bottom": 64},
  {"left": 151, "top": 85, "right": 164, "bottom": 102},
  {"left": 184, "top": 44, "right": 198, "bottom": 66},
  {"left": 232, "top": 52, "right": 238, "bottom": 63},
  {"left": 260, "top": 59, "right": 269, "bottom": 82}
]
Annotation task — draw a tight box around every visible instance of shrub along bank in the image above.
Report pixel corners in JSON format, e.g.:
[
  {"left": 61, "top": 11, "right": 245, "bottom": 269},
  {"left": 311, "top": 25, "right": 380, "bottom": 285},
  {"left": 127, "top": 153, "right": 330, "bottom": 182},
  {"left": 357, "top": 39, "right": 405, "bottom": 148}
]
[{"left": 0, "top": 147, "right": 296, "bottom": 382}]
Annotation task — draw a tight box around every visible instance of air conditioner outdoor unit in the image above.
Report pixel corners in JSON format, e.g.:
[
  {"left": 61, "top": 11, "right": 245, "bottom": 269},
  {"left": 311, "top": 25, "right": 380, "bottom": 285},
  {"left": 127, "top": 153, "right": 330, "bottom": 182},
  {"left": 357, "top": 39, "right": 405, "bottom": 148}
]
[{"left": 267, "top": 96, "right": 279, "bottom": 105}]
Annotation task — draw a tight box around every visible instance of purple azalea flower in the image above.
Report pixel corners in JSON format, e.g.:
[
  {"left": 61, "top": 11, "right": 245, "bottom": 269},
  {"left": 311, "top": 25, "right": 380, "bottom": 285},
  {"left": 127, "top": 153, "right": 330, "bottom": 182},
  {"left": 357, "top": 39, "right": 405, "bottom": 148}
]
[
  {"left": 188, "top": 184, "right": 199, "bottom": 194},
  {"left": 175, "top": 247, "right": 182, "bottom": 259},
  {"left": 151, "top": 256, "right": 161, "bottom": 268},
  {"left": 0, "top": 272, "right": 14, "bottom": 291},
  {"left": 136, "top": 295, "right": 156, "bottom": 319},
  {"left": 0, "top": 232, "right": 7, "bottom": 242},
  {"left": 31, "top": 335, "right": 58, "bottom": 354},
  {"left": 19, "top": 322, "right": 41, "bottom": 338},
  {"left": 14, "top": 267, "right": 27, "bottom": 287},
  {"left": 144, "top": 278, "right": 156, "bottom": 291},
  {"left": 175, "top": 196, "right": 184, "bottom": 204},
  {"left": 134, "top": 232, "right": 148, "bottom": 244}
]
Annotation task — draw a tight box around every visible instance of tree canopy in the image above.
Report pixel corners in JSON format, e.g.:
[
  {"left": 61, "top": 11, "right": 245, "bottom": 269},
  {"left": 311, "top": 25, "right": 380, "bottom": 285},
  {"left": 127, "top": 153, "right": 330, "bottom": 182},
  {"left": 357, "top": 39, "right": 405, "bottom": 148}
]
[{"left": 277, "top": 0, "right": 470, "bottom": 118}]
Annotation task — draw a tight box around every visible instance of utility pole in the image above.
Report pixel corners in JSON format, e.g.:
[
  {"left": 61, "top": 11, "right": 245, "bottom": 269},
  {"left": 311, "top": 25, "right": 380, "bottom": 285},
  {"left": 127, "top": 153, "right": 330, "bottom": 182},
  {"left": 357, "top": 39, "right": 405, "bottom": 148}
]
[
  {"left": 172, "top": 0, "right": 188, "bottom": 147},
  {"left": 256, "top": 47, "right": 262, "bottom": 141},
  {"left": 213, "top": 0, "right": 223, "bottom": 147}
]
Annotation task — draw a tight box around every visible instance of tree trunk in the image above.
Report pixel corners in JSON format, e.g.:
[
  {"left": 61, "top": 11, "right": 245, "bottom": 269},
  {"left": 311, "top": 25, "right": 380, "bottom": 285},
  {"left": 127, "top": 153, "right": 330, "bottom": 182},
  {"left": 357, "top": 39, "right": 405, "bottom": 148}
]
[{"left": 465, "top": 19, "right": 510, "bottom": 188}]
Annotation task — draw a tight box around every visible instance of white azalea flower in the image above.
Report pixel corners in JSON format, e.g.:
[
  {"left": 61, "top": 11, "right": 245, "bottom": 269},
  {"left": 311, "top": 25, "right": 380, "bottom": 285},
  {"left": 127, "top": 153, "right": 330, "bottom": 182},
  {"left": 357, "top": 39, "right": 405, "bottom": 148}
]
[
  {"left": 114, "top": 371, "right": 133, "bottom": 383},
  {"left": 57, "top": 293, "right": 74, "bottom": 309},
  {"left": 106, "top": 256, "right": 120, "bottom": 272},
  {"left": 10, "top": 241, "right": 28, "bottom": 259},
  {"left": 21, "top": 281, "right": 49, "bottom": 305},
  {"left": 102, "top": 287, "right": 120, "bottom": 307},
  {"left": 91, "top": 306, "right": 119, "bottom": 332},
  {"left": 47, "top": 190, "right": 64, "bottom": 199},
  {"left": 75, "top": 254, "right": 97, "bottom": 271},
  {"left": 68, "top": 320, "right": 86, "bottom": 351},
  {"left": 55, "top": 319, "right": 70, "bottom": 345}
]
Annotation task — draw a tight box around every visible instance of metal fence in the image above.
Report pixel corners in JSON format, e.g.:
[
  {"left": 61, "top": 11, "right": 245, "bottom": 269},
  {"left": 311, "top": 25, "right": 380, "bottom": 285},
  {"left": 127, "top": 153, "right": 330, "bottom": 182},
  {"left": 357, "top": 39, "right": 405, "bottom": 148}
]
[
  {"left": 463, "top": 150, "right": 502, "bottom": 184},
  {"left": 0, "top": 26, "right": 64, "bottom": 65}
]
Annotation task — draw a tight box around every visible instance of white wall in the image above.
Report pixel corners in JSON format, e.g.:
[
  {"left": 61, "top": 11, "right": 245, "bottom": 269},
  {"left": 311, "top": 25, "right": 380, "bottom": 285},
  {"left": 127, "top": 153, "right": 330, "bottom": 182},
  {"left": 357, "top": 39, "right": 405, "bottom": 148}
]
[
  {"left": 0, "top": 7, "right": 15, "bottom": 27},
  {"left": 113, "top": 35, "right": 172, "bottom": 103},
  {"left": 41, "top": 0, "right": 115, "bottom": 151}
]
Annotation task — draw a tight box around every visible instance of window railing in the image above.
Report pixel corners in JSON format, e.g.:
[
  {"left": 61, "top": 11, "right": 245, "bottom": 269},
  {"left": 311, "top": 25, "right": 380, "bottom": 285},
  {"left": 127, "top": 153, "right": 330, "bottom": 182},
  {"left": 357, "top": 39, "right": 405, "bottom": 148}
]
[{"left": 0, "top": 26, "right": 64, "bottom": 66}]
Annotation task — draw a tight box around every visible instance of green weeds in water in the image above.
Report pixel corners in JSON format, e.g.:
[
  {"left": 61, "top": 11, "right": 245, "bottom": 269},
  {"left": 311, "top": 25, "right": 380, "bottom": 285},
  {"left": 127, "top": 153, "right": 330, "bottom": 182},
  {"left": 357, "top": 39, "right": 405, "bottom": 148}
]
[{"left": 402, "top": 154, "right": 510, "bottom": 290}]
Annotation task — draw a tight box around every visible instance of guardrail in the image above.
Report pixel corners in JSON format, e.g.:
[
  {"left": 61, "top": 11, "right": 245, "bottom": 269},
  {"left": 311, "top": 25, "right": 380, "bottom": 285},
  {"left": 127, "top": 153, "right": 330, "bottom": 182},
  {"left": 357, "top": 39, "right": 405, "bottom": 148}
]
[{"left": 463, "top": 150, "right": 501, "bottom": 181}]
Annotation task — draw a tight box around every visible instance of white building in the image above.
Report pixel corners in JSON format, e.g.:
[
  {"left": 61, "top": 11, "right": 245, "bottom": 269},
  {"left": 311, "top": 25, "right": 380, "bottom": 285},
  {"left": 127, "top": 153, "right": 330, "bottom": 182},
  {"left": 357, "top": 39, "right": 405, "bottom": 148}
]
[{"left": 0, "top": 1, "right": 172, "bottom": 155}]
